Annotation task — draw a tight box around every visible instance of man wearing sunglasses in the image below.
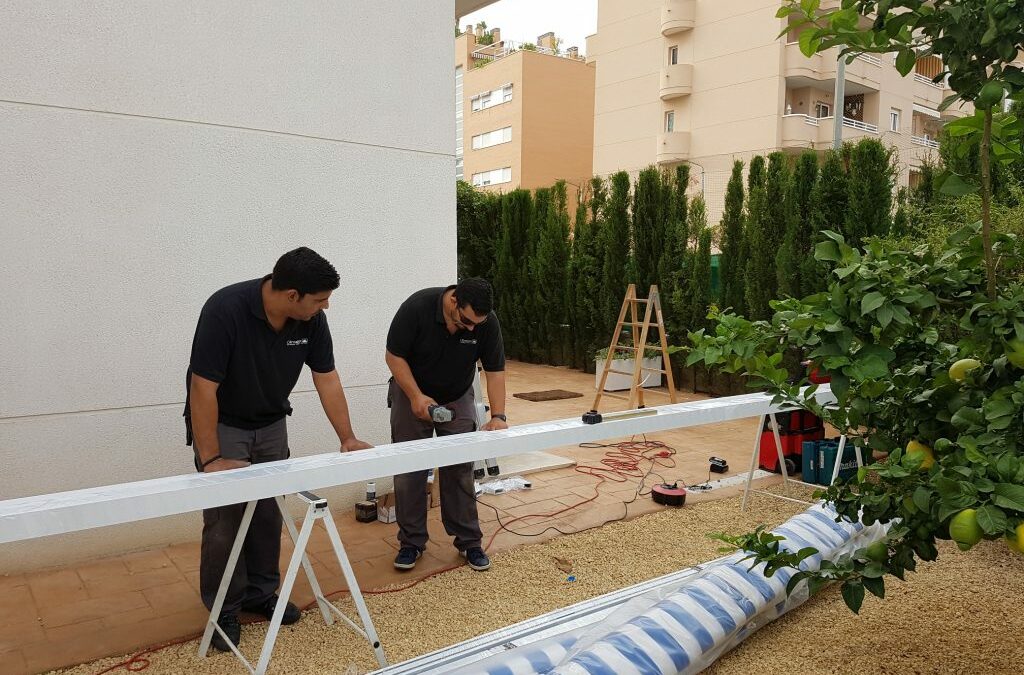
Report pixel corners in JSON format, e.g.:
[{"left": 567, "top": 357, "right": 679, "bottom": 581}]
[{"left": 385, "top": 277, "right": 507, "bottom": 572}]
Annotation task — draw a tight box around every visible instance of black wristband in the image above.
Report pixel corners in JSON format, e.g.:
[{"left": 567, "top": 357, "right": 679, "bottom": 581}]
[
  {"left": 201, "top": 454, "right": 223, "bottom": 469},
  {"left": 491, "top": 413, "right": 507, "bottom": 422}
]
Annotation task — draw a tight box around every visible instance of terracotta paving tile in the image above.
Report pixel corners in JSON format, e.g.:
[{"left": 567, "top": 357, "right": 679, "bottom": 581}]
[
  {"left": 0, "top": 574, "right": 26, "bottom": 594},
  {"left": 101, "top": 604, "right": 161, "bottom": 628},
  {"left": 76, "top": 556, "right": 130, "bottom": 582},
  {"left": 474, "top": 492, "right": 527, "bottom": 509},
  {"left": 164, "top": 541, "right": 201, "bottom": 572},
  {"left": 501, "top": 498, "right": 570, "bottom": 521},
  {"left": 26, "top": 568, "right": 88, "bottom": 606},
  {"left": 0, "top": 586, "right": 39, "bottom": 630},
  {"left": 0, "top": 615, "right": 45, "bottom": 652},
  {"left": 39, "top": 591, "right": 150, "bottom": 629},
  {"left": 42, "top": 616, "right": 106, "bottom": 643},
  {"left": 141, "top": 580, "right": 202, "bottom": 616},
  {"left": 121, "top": 549, "right": 177, "bottom": 574},
  {"left": 83, "top": 565, "right": 185, "bottom": 597},
  {"left": 0, "top": 648, "right": 28, "bottom": 675}
]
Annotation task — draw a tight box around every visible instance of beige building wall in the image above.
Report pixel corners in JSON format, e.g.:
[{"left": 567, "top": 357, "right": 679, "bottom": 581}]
[
  {"left": 457, "top": 30, "right": 595, "bottom": 207},
  {"left": 590, "top": 0, "right": 970, "bottom": 223}
]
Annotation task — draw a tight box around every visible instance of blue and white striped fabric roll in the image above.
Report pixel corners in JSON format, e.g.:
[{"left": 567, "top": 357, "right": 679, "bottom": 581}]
[{"left": 472, "top": 503, "right": 880, "bottom": 675}]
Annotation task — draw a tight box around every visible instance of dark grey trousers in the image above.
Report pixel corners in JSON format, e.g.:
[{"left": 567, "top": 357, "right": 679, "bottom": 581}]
[
  {"left": 390, "top": 382, "right": 483, "bottom": 552},
  {"left": 194, "top": 418, "right": 289, "bottom": 614}
]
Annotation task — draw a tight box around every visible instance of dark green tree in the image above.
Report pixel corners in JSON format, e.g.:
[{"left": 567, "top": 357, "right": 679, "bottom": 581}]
[
  {"left": 718, "top": 160, "right": 746, "bottom": 314},
  {"left": 776, "top": 151, "right": 819, "bottom": 297},
  {"left": 744, "top": 154, "right": 782, "bottom": 320},
  {"left": 676, "top": 195, "right": 711, "bottom": 335},
  {"left": 533, "top": 181, "right": 572, "bottom": 364},
  {"left": 658, "top": 165, "right": 691, "bottom": 346},
  {"left": 600, "top": 172, "right": 632, "bottom": 344},
  {"left": 495, "top": 189, "right": 532, "bottom": 360},
  {"left": 631, "top": 166, "right": 665, "bottom": 292},
  {"left": 845, "top": 138, "right": 896, "bottom": 247},
  {"left": 800, "top": 149, "right": 848, "bottom": 295}
]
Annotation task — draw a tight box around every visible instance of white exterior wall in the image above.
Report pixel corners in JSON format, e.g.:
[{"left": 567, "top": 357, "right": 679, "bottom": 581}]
[{"left": 0, "top": 1, "right": 456, "bottom": 571}]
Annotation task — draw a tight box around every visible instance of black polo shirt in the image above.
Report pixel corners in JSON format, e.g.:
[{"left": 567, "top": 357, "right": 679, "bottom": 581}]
[
  {"left": 386, "top": 286, "right": 505, "bottom": 404},
  {"left": 184, "top": 275, "right": 335, "bottom": 430}
]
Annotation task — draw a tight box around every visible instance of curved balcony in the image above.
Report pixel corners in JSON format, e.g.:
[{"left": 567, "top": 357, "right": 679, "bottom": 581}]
[
  {"left": 656, "top": 131, "right": 691, "bottom": 164},
  {"left": 661, "top": 0, "right": 695, "bottom": 36},
  {"left": 659, "top": 63, "right": 693, "bottom": 100}
]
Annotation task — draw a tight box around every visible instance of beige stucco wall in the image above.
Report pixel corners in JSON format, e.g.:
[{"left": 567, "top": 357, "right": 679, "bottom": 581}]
[
  {"left": 0, "top": 1, "right": 459, "bottom": 572},
  {"left": 457, "top": 33, "right": 595, "bottom": 207}
]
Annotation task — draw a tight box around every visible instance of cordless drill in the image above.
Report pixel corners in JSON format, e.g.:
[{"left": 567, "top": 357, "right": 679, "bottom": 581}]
[{"left": 428, "top": 404, "right": 455, "bottom": 423}]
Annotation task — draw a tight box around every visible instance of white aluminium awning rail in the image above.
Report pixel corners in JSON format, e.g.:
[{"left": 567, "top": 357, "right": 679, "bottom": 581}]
[{"left": 0, "top": 387, "right": 834, "bottom": 545}]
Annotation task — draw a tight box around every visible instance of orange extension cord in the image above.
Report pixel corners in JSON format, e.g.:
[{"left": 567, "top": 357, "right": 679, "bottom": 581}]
[{"left": 92, "top": 438, "right": 679, "bottom": 674}]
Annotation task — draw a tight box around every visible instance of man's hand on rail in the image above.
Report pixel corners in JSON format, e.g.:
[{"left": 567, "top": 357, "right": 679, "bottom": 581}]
[
  {"left": 480, "top": 417, "right": 508, "bottom": 432},
  {"left": 202, "top": 458, "right": 251, "bottom": 473},
  {"left": 341, "top": 437, "right": 374, "bottom": 452}
]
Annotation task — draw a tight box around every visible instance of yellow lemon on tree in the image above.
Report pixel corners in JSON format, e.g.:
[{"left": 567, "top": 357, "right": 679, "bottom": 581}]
[
  {"left": 904, "top": 440, "right": 935, "bottom": 470},
  {"left": 1006, "top": 524, "right": 1024, "bottom": 555},
  {"left": 948, "top": 358, "right": 982, "bottom": 382},
  {"left": 949, "top": 509, "right": 983, "bottom": 551}
]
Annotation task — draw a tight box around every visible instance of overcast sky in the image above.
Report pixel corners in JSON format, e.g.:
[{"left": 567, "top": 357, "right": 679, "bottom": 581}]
[{"left": 461, "top": 0, "right": 599, "bottom": 55}]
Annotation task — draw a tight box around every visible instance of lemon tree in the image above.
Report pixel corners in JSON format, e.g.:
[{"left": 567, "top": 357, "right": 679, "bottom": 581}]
[{"left": 696, "top": 0, "right": 1024, "bottom": 615}]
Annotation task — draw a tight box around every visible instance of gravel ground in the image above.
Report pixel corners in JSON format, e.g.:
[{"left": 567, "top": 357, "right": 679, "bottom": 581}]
[{"left": 56, "top": 489, "right": 1024, "bottom": 675}]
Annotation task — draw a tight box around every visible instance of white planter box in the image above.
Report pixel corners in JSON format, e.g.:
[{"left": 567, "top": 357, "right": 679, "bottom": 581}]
[{"left": 596, "top": 356, "right": 663, "bottom": 391}]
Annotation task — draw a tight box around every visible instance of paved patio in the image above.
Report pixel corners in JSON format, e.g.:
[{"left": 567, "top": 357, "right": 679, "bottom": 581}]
[{"left": 0, "top": 361, "right": 780, "bottom": 675}]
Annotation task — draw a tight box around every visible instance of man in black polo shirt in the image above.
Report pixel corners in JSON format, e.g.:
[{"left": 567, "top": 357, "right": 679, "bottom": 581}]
[
  {"left": 185, "top": 247, "right": 372, "bottom": 652},
  {"left": 385, "top": 277, "right": 507, "bottom": 572}
]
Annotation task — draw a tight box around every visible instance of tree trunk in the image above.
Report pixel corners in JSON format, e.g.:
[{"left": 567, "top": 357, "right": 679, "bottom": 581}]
[{"left": 981, "top": 108, "right": 996, "bottom": 300}]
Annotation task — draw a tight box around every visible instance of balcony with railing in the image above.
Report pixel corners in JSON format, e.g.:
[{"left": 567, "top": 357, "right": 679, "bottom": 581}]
[
  {"left": 656, "top": 131, "right": 691, "bottom": 164},
  {"left": 781, "top": 114, "right": 879, "bottom": 149},
  {"left": 784, "top": 43, "right": 882, "bottom": 91},
  {"left": 661, "top": 0, "right": 695, "bottom": 36},
  {"left": 660, "top": 63, "right": 693, "bottom": 100},
  {"left": 912, "top": 135, "right": 940, "bottom": 149}
]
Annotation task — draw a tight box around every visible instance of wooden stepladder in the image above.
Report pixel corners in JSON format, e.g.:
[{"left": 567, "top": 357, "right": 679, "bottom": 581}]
[{"left": 593, "top": 284, "right": 678, "bottom": 411}]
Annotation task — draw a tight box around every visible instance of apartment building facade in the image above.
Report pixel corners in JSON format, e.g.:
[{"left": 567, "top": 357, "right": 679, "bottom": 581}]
[
  {"left": 587, "top": 0, "right": 973, "bottom": 221},
  {"left": 456, "top": 27, "right": 595, "bottom": 204}
]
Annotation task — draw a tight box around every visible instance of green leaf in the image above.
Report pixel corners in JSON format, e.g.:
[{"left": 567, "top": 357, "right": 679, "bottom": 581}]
[
  {"left": 895, "top": 49, "right": 916, "bottom": 76},
  {"left": 975, "top": 505, "right": 1008, "bottom": 535},
  {"left": 876, "top": 303, "right": 894, "bottom": 328},
  {"left": 841, "top": 580, "right": 865, "bottom": 613},
  {"left": 799, "top": 29, "right": 821, "bottom": 58},
  {"left": 862, "top": 575, "right": 885, "bottom": 599},
  {"left": 815, "top": 240, "right": 842, "bottom": 262},
  {"left": 937, "top": 173, "right": 979, "bottom": 197},
  {"left": 993, "top": 483, "right": 1024, "bottom": 512},
  {"left": 913, "top": 486, "right": 932, "bottom": 512},
  {"left": 861, "top": 292, "right": 885, "bottom": 315}
]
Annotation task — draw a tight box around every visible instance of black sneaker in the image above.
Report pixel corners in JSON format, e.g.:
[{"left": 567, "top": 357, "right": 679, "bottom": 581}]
[
  {"left": 211, "top": 611, "right": 241, "bottom": 652},
  {"left": 242, "top": 594, "right": 301, "bottom": 625},
  {"left": 393, "top": 546, "right": 422, "bottom": 570},
  {"left": 460, "top": 547, "right": 491, "bottom": 571}
]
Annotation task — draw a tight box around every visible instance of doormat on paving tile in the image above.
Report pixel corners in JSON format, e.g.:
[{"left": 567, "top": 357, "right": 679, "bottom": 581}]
[{"left": 514, "top": 389, "right": 584, "bottom": 402}]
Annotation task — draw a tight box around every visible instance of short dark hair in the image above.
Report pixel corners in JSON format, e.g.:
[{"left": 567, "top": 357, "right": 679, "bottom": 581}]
[
  {"left": 453, "top": 277, "right": 493, "bottom": 316},
  {"left": 271, "top": 247, "right": 340, "bottom": 297}
]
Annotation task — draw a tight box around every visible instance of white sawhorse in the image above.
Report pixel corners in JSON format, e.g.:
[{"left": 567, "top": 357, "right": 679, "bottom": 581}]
[
  {"left": 198, "top": 491, "right": 387, "bottom": 673},
  {"left": 741, "top": 413, "right": 858, "bottom": 512}
]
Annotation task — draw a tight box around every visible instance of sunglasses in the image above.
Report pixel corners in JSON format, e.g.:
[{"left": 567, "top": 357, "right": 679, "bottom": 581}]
[{"left": 457, "top": 307, "right": 486, "bottom": 328}]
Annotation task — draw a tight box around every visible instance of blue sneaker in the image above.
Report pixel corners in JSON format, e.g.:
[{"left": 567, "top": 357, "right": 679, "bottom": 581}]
[
  {"left": 393, "top": 546, "right": 422, "bottom": 570},
  {"left": 461, "top": 547, "right": 491, "bottom": 571}
]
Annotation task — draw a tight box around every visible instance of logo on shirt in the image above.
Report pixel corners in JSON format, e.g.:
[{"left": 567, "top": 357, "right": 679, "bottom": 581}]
[
  {"left": 460, "top": 338, "right": 478, "bottom": 345},
  {"left": 286, "top": 338, "right": 309, "bottom": 346}
]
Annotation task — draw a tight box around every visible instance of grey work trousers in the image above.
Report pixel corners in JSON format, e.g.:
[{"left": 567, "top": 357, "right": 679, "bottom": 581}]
[
  {"left": 390, "top": 381, "right": 483, "bottom": 552},
  {"left": 194, "top": 418, "right": 289, "bottom": 614}
]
